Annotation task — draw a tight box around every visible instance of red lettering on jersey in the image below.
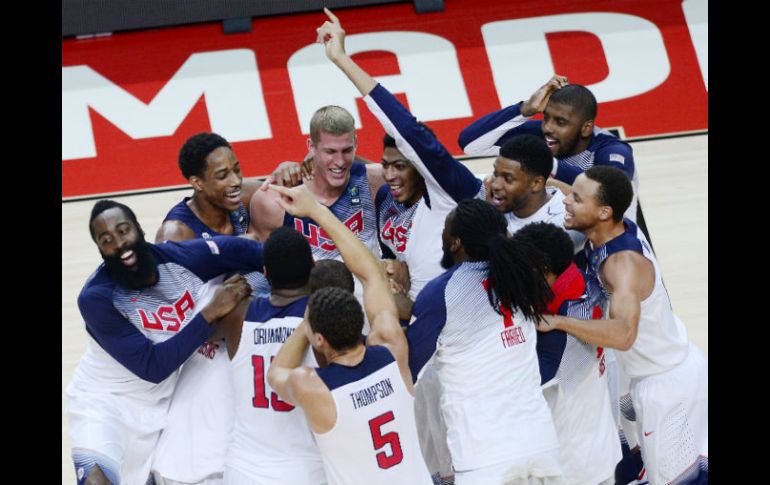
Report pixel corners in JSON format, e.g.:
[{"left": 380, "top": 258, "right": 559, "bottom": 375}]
[
  {"left": 158, "top": 306, "right": 181, "bottom": 332},
  {"left": 138, "top": 309, "right": 164, "bottom": 330},
  {"left": 294, "top": 211, "right": 364, "bottom": 251},
  {"left": 174, "top": 290, "right": 195, "bottom": 322},
  {"left": 197, "top": 341, "right": 218, "bottom": 359},
  {"left": 294, "top": 218, "right": 320, "bottom": 247},
  {"left": 592, "top": 306, "right": 603, "bottom": 319},
  {"left": 319, "top": 226, "right": 336, "bottom": 251},
  {"left": 596, "top": 346, "right": 604, "bottom": 359},
  {"left": 482, "top": 278, "right": 514, "bottom": 328},
  {"left": 381, "top": 218, "right": 409, "bottom": 253},
  {"left": 137, "top": 290, "right": 196, "bottom": 332}
]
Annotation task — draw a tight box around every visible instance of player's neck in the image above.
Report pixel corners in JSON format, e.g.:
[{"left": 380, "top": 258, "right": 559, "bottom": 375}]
[
  {"left": 269, "top": 286, "right": 310, "bottom": 306},
  {"left": 586, "top": 220, "right": 626, "bottom": 248},
  {"left": 327, "top": 343, "right": 365, "bottom": 367},
  {"left": 188, "top": 196, "right": 231, "bottom": 233},
  {"left": 308, "top": 176, "right": 348, "bottom": 206},
  {"left": 513, "top": 190, "right": 550, "bottom": 219}
]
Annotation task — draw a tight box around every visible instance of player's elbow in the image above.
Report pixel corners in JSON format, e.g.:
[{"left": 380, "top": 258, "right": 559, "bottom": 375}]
[
  {"left": 457, "top": 129, "right": 473, "bottom": 152},
  {"left": 616, "top": 325, "right": 638, "bottom": 351}
]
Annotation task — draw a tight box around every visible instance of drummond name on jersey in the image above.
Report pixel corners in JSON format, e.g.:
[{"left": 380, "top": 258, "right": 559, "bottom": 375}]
[{"left": 253, "top": 326, "right": 295, "bottom": 345}]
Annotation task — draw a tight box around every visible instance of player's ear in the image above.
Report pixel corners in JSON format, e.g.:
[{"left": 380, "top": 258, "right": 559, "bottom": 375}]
[
  {"left": 580, "top": 119, "right": 594, "bottom": 138},
  {"left": 190, "top": 175, "right": 204, "bottom": 192}
]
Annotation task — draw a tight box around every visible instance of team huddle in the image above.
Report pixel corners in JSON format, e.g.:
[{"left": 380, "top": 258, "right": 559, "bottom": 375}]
[{"left": 65, "top": 9, "right": 708, "bottom": 485}]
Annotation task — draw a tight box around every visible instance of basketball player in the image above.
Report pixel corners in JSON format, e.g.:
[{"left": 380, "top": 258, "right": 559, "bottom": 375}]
[
  {"left": 315, "top": 9, "right": 483, "bottom": 480},
  {"left": 513, "top": 222, "right": 621, "bottom": 484},
  {"left": 541, "top": 167, "right": 708, "bottom": 485},
  {"left": 266, "top": 183, "right": 433, "bottom": 484},
  {"left": 458, "top": 75, "right": 640, "bottom": 222},
  {"left": 66, "top": 200, "right": 258, "bottom": 485},
  {"left": 221, "top": 227, "right": 326, "bottom": 485},
  {"left": 151, "top": 132, "right": 272, "bottom": 485},
  {"left": 407, "top": 198, "right": 563, "bottom": 484}
]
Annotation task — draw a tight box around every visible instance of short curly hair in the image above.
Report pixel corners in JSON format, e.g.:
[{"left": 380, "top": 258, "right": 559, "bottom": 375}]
[
  {"left": 307, "top": 287, "right": 363, "bottom": 351},
  {"left": 178, "top": 132, "right": 232, "bottom": 179}
]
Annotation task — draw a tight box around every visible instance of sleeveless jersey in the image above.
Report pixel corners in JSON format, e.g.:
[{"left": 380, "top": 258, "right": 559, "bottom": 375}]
[
  {"left": 163, "top": 197, "right": 249, "bottom": 238},
  {"left": 226, "top": 296, "right": 325, "bottom": 484},
  {"left": 314, "top": 346, "right": 432, "bottom": 485},
  {"left": 579, "top": 218, "right": 689, "bottom": 377}
]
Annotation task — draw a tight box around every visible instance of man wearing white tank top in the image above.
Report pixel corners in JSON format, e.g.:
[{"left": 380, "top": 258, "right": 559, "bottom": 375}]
[
  {"left": 540, "top": 166, "right": 708, "bottom": 485},
  {"left": 266, "top": 181, "right": 432, "bottom": 485}
]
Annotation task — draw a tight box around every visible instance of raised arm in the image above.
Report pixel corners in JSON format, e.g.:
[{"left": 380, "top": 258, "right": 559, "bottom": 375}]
[
  {"left": 458, "top": 75, "right": 568, "bottom": 156},
  {"left": 269, "top": 183, "right": 412, "bottom": 387},
  {"left": 539, "top": 251, "right": 653, "bottom": 350}
]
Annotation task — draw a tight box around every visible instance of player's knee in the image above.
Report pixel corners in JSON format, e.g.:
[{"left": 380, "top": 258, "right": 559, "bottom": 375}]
[{"left": 84, "top": 465, "right": 114, "bottom": 485}]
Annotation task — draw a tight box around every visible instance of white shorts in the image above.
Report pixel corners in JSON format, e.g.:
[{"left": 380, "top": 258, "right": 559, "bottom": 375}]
[
  {"left": 223, "top": 464, "right": 326, "bottom": 485},
  {"left": 631, "top": 343, "right": 708, "bottom": 485},
  {"left": 454, "top": 450, "right": 564, "bottom": 485},
  {"left": 543, "top": 367, "right": 620, "bottom": 485},
  {"left": 153, "top": 472, "right": 223, "bottom": 485},
  {"left": 67, "top": 389, "right": 169, "bottom": 485},
  {"left": 414, "top": 363, "right": 453, "bottom": 478}
]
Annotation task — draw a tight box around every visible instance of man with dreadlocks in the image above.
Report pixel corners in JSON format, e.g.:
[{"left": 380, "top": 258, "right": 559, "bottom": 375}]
[{"left": 406, "top": 198, "right": 564, "bottom": 484}]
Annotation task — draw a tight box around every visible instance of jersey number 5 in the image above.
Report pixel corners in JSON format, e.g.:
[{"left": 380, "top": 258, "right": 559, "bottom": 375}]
[
  {"left": 368, "top": 411, "right": 404, "bottom": 469},
  {"left": 252, "top": 355, "right": 294, "bottom": 411}
]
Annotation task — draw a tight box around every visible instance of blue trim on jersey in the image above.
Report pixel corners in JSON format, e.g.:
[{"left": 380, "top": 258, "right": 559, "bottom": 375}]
[
  {"left": 536, "top": 328, "right": 566, "bottom": 385},
  {"left": 316, "top": 345, "right": 394, "bottom": 391},
  {"left": 458, "top": 102, "right": 542, "bottom": 150},
  {"left": 78, "top": 271, "right": 214, "bottom": 384},
  {"left": 458, "top": 103, "right": 635, "bottom": 184},
  {"left": 406, "top": 264, "right": 459, "bottom": 382},
  {"left": 369, "top": 84, "right": 481, "bottom": 202},
  {"left": 78, "top": 237, "right": 264, "bottom": 384},
  {"left": 163, "top": 197, "right": 249, "bottom": 238},
  {"left": 155, "top": 236, "right": 264, "bottom": 282},
  {"left": 73, "top": 450, "right": 120, "bottom": 485},
  {"left": 245, "top": 295, "right": 309, "bottom": 322}
]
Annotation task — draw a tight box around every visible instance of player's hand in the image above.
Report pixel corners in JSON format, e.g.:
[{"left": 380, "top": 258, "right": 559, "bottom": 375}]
[
  {"left": 535, "top": 314, "right": 561, "bottom": 333},
  {"left": 268, "top": 183, "right": 323, "bottom": 218},
  {"left": 521, "top": 75, "right": 568, "bottom": 117},
  {"left": 202, "top": 274, "right": 253, "bottom": 323},
  {"left": 260, "top": 160, "right": 313, "bottom": 190},
  {"left": 316, "top": 8, "right": 346, "bottom": 62},
  {"left": 384, "top": 259, "right": 411, "bottom": 295}
]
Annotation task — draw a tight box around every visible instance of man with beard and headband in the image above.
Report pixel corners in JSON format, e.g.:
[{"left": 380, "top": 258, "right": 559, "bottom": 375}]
[
  {"left": 458, "top": 75, "right": 640, "bottom": 223},
  {"left": 65, "top": 200, "right": 263, "bottom": 485},
  {"left": 406, "top": 198, "right": 563, "bottom": 484}
]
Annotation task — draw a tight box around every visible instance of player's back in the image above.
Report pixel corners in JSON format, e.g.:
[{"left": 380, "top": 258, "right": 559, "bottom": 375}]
[
  {"left": 433, "top": 261, "right": 560, "bottom": 471},
  {"left": 226, "top": 296, "right": 325, "bottom": 484},
  {"left": 314, "top": 345, "right": 432, "bottom": 485}
]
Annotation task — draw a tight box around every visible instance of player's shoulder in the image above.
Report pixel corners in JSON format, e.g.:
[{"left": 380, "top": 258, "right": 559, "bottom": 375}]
[
  {"left": 591, "top": 130, "right": 633, "bottom": 157},
  {"left": 78, "top": 266, "right": 117, "bottom": 307}
]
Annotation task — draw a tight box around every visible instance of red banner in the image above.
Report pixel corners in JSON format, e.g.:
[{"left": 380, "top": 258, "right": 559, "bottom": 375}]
[{"left": 62, "top": 0, "right": 707, "bottom": 198}]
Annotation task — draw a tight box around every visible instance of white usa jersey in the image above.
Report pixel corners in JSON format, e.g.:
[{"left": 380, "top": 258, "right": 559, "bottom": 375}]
[
  {"left": 407, "top": 261, "right": 560, "bottom": 472},
  {"left": 226, "top": 296, "right": 325, "bottom": 485},
  {"left": 503, "top": 187, "right": 586, "bottom": 252},
  {"left": 69, "top": 237, "right": 265, "bottom": 401},
  {"left": 314, "top": 346, "right": 432, "bottom": 485},
  {"left": 365, "top": 84, "right": 483, "bottom": 299},
  {"left": 581, "top": 218, "right": 689, "bottom": 377}
]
